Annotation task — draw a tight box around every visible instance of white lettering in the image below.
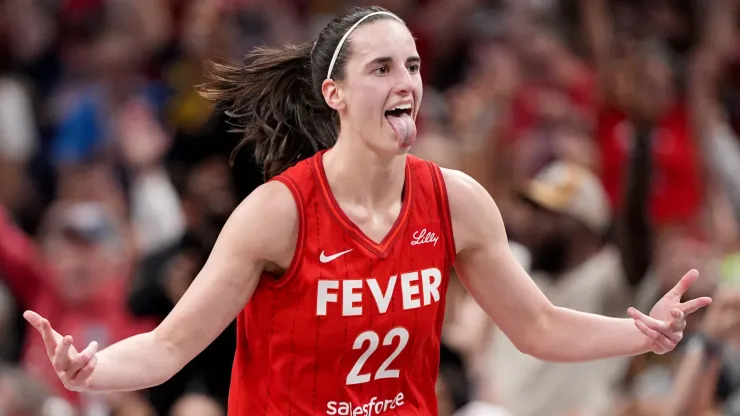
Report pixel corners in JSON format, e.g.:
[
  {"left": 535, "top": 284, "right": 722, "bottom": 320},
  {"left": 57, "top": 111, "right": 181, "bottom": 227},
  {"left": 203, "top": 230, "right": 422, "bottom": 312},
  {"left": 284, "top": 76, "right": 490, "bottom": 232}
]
[
  {"left": 411, "top": 228, "right": 439, "bottom": 246},
  {"left": 400, "top": 272, "right": 421, "bottom": 310},
  {"left": 317, "top": 280, "right": 339, "bottom": 316},
  {"left": 343, "top": 279, "right": 363, "bottom": 316},
  {"left": 367, "top": 397, "right": 378, "bottom": 413},
  {"left": 347, "top": 331, "right": 378, "bottom": 385},
  {"left": 421, "top": 268, "right": 441, "bottom": 305},
  {"left": 367, "top": 276, "right": 396, "bottom": 314},
  {"left": 326, "top": 393, "right": 405, "bottom": 415},
  {"left": 316, "top": 269, "right": 442, "bottom": 317}
]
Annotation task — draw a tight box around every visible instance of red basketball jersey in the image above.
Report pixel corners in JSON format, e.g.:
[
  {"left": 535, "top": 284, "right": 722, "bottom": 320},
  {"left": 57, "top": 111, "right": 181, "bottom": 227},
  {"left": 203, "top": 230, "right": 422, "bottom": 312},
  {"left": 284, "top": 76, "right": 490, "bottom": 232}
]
[{"left": 228, "top": 151, "right": 455, "bottom": 415}]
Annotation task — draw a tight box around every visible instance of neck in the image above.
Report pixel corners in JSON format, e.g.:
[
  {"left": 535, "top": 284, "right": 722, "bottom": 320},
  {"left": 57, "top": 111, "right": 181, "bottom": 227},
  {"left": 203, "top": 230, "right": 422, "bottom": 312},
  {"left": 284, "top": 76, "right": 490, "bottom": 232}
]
[{"left": 322, "top": 134, "right": 407, "bottom": 210}]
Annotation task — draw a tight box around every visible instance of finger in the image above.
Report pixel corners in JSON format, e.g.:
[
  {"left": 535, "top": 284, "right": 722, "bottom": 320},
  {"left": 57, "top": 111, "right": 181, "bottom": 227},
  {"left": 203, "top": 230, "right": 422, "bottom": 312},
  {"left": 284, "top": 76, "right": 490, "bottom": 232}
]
[
  {"left": 634, "top": 318, "right": 663, "bottom": 341},
  {"left": 39, "top": 319, "right": 59, "bottom": 359},
  {"left": 628, "top": 308, "right": 671, "bottom": 332},
  {"left": 661, "top": 309, "right": 686, "bottom": 343},
  {"left": 43, "top": 319, "right": 64, "bottom": 344},
  {"left": 679, "top": 297, "right": 713, "bottom": 314},
  {"left": 24, "top": 312, "right": 61, "bottom": 342},
  {"left": 629, "top": 307, "right": 678, "bottom": 344},
  {"left": 669, "top": 309, "right": 686, "bottom": 331},
  {"left": 667, "top": 269, "right": 699, "bottom": 300},
  {"left": 23, "top": 310, "right": 43, "bottom": 327},
  {"left": 25, "top": 313, "right": 84, "bottom": 379},
  {"left": 634, "top": 320, "right": 675, "bottom": 352},
  {"left": 66, "top": 341, "right": 98, "bottom": 377},
  {"left": 53, "top": 336, "right": 74, "bottom": 372},
  {"left": 71, "top": 354, "right": 97, "bottom": 386}
]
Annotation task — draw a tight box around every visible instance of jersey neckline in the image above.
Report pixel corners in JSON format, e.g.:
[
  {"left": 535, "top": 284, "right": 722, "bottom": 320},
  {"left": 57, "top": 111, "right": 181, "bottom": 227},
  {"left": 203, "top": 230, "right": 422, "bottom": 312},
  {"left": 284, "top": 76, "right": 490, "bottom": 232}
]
[{"left": 312, "top": 149, "right": 412, "bottom": 259}]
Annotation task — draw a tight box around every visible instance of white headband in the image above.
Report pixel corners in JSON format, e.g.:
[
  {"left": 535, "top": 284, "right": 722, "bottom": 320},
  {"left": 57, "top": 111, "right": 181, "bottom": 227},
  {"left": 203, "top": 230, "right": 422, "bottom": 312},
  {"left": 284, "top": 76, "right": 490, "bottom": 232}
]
[{"left": 325, "top": 11, "right": 402, "bottom": 80}]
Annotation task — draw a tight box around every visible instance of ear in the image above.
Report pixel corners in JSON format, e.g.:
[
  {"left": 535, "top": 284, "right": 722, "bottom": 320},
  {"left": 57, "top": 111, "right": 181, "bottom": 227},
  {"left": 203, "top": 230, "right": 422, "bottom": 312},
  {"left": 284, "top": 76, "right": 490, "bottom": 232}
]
[{"left": 321, "top": 79, "right": 346, "bottom": 111}]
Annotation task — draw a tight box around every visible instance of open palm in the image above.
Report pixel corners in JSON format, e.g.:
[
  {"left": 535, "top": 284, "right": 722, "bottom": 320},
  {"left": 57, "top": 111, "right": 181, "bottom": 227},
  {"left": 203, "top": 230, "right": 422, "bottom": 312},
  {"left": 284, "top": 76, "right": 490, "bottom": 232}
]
[
  {"left": 627, "top": 269, "right": 713, "bottom": 354},
  {"left": 23, "top": 311, "right": 99, "bottom": 391}
]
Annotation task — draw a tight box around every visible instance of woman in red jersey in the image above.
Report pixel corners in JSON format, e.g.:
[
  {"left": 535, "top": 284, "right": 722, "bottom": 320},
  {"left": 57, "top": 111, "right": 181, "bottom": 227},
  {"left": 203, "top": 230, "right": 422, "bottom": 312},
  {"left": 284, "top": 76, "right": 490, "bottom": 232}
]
[{"left": 24, "top": 6, "right": 711, "bottom": 415}]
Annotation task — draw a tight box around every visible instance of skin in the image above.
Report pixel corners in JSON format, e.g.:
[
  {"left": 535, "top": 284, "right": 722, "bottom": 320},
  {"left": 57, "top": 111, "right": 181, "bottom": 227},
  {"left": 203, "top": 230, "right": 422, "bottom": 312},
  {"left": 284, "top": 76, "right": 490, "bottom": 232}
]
[{"left": 23, "top": 18, "right": 711, "bottom": 394}]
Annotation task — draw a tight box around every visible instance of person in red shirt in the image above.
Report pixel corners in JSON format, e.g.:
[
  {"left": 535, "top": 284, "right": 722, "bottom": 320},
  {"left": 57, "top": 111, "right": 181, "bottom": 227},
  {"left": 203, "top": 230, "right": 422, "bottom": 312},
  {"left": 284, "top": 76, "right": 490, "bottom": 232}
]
[
  {"left": 580, "top": 0, "right": 704, "bottom": 228},
  {"left": 24, "top": 6, "right": 711, "bottom": 416},
  {"left": 0, "top": 202, "right": 155, "bottom": 408}
]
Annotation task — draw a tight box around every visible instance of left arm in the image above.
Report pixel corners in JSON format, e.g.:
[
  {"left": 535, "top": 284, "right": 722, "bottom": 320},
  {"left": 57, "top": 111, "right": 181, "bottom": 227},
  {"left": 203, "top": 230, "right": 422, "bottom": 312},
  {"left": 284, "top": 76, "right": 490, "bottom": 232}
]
[{"left": 443, "top": 168, "right": 711, "bottom": 362}]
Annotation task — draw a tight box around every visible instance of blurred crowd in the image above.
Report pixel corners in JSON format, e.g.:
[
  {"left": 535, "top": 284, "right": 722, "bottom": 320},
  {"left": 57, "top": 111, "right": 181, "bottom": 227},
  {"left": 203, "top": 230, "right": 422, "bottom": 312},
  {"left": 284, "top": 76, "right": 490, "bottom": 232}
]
[{"left": 1, "top": 0, "right": 740, "bottom": 415}]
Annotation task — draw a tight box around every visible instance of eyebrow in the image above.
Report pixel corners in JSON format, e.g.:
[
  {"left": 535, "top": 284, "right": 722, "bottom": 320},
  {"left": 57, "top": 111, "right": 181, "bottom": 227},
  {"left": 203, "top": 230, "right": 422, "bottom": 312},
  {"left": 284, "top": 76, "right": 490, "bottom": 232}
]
[{"left": 365, "top": 56, "right": 421, "bottom": 68}]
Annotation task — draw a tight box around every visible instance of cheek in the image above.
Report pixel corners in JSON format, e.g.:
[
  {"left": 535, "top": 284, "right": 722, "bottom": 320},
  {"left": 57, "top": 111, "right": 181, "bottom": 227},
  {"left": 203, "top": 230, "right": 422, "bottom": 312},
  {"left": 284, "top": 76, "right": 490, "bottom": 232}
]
[
  {"left": 346, "top": 84, "right": 379, "bottom": 114},
  {"left": 50, "top": 246, "right": 77, "bottom": 268},
  {"left": 413, "top": 79, "right": 423, "bottom": 104}
]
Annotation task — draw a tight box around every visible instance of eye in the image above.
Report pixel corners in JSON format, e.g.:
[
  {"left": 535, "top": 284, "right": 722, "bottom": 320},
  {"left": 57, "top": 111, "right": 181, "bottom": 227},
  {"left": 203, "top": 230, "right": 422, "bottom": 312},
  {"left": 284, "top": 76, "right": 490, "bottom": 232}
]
[
  {"left": 407, "top": 63, "right": 420, "bottom": 73},
  {"left": 373, "top": 65, "right": 390, "bottom": 76}
]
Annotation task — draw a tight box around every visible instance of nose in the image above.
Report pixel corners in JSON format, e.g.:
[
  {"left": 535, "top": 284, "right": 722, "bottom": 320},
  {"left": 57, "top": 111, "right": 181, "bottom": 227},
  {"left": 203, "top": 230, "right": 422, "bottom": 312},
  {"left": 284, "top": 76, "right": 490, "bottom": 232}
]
[{"left": 394, "top": 67, "right": 413, "bottom": 96}]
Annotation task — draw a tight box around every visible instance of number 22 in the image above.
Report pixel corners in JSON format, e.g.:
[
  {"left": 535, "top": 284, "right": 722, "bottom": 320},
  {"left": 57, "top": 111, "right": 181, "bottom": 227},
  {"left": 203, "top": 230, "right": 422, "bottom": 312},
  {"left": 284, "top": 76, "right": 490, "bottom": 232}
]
[{"left": 346, "top": 327, "right": 409, "bottom": 385}]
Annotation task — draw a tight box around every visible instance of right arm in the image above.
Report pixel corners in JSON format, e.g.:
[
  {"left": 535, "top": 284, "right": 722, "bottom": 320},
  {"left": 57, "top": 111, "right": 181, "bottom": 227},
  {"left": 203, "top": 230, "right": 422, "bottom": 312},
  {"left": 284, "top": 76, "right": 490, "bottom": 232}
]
[
  {"left": 688, "top": 0, "right": 739, "bottom": 249},
  {"left": 24, "top": 180, "right": 298, "bottom": 392},
  {"left": 0, "top": 205, "right": 45, "bottom": 307},
  {"left": 579, "top": 0, "right": 617, "bottom": 106},
  {"left": 688, "top": 0, "right": 738, "bottom": 137}
]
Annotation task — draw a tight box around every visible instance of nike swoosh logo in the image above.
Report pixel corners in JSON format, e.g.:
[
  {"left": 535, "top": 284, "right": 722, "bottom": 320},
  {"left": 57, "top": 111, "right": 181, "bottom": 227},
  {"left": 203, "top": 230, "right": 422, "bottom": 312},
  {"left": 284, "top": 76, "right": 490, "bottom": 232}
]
[{"left": 320, "top": 249, "right": 353, "bottom": 263}]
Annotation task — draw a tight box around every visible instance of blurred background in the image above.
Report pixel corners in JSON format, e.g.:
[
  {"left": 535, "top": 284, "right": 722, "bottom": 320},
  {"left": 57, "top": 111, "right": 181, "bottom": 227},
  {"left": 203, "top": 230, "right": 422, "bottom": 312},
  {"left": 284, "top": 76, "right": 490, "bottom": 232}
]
[{"left": 1, "top": 0, "right": 740, "bottom": 415}]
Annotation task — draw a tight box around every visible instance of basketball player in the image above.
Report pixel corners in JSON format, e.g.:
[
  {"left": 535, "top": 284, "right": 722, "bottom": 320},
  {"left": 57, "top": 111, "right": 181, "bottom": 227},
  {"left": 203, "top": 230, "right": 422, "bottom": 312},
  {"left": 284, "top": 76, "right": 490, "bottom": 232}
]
[{"left": 24, "top": 6, "right": 711, "bottom": 415}]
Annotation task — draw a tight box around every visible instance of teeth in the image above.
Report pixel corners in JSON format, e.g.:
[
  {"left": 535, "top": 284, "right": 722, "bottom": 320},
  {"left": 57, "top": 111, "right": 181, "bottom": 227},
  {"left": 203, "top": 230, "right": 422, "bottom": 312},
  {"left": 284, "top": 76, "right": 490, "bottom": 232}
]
[{"left": 390, "top": 103, "right": 412, "bottom": 111}]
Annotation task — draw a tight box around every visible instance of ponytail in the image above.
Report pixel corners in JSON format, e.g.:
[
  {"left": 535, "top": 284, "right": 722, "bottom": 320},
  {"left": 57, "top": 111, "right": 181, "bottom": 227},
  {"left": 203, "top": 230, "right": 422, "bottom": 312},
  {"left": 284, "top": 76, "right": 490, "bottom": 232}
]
[
  {"left": 200, "top": 6, "right": 403, "bottom": 180},
  {"left": 200, "top": 42, "right": 337, "bottom": 180}
]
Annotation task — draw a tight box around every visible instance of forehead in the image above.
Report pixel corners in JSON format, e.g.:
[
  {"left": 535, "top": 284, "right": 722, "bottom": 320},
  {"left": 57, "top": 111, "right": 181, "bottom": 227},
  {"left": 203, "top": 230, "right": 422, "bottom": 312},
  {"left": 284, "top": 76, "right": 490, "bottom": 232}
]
[{"left": 346, "top": 19, "right": 417, "bottom": 64}]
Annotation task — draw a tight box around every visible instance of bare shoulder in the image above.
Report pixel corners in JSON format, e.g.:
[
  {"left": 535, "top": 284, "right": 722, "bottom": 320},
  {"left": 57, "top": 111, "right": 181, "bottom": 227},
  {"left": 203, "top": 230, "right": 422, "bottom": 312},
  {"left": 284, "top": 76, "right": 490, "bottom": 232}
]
[
  {"left": 440, "top": 168, "right": 507, "bottom": 253},
  {"left": 220, "top": 180, "right": 298, "bottom": 269},
  {"left": 440, "top": 168, "right": 485, "bottom": 206}
]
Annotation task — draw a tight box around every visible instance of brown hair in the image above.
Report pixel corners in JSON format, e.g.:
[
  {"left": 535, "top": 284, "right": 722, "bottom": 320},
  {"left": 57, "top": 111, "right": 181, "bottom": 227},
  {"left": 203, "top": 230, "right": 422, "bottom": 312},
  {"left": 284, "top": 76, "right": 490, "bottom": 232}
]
[{"left": 199, "top": 6, "right": 403, "bottom": 180}]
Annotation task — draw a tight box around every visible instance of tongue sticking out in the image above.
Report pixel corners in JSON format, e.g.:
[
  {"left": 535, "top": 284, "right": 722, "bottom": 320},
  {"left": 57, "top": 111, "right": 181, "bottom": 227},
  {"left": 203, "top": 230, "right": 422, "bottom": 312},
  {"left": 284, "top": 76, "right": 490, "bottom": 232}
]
[{"left": 385, "top": 112, "right": 417, "bottom": 148}]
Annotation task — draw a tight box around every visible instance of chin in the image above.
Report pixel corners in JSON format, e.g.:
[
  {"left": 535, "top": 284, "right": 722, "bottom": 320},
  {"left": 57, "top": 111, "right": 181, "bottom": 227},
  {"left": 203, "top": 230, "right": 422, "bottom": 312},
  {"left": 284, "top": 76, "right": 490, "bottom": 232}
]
[
  {"left": 375, "top": 142, "right": 412, "bottom": 158},
  {"left": 390, "top": 137, "right": 414, "bottom": 155},
  {"left": 361, "top": 133, "right": 406, "bottom": 157},
  {"left": 387, "top": 131, "right": 416, "bottom": 152},
  {"left": 397, "top": 134, "right": 415, "bottom": 150}
]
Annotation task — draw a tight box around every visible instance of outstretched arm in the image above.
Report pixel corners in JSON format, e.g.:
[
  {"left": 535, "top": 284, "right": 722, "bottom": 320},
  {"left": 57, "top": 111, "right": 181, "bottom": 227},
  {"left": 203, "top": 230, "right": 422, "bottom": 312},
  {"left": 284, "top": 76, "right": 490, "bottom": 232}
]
[
  {"left": 443, "top": 169, "right": 711, "bottom": 362},
  {"left": 24, "top": 180, "right": 298, "bottom": 392},
  {"left": 579, "top": 0, "right": 619, "bottom": 106}
]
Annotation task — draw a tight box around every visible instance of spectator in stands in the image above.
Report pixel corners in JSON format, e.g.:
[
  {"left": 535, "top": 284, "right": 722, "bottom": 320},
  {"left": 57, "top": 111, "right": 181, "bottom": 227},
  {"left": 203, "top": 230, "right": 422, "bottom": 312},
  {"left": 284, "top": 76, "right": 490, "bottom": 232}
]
[
  {"left": 0, "top": 0, "right": 739, "bottom": 414},
  {"left": 0, "top": 203, "right": 155, "bottom": 412},
  {"left": 484, "top": 161, "right": 634, "bottom": 415}
]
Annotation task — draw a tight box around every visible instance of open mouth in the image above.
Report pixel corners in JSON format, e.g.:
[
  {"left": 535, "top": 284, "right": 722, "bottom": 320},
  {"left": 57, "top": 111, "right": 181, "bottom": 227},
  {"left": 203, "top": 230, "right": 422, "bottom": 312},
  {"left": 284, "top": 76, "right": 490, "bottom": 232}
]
[
  {"left": 384, "top": 104, "right": 413, "bottom": 119},
  {"left": 384, "top": 103, "right": 417, "bottom": 148}
]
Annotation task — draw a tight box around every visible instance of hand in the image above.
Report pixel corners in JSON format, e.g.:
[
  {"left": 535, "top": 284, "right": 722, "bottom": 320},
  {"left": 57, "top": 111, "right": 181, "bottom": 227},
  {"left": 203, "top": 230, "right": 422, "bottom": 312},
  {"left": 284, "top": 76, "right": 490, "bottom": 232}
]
[
  {"left": 23, "top": 310, "right": 99, "bottom": 391},
  {"left": 628, "top": 269, "right": 713, "bottom": 354},
  {"left": 116, "top": 100, "right": 171, "bottom": 171}
]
